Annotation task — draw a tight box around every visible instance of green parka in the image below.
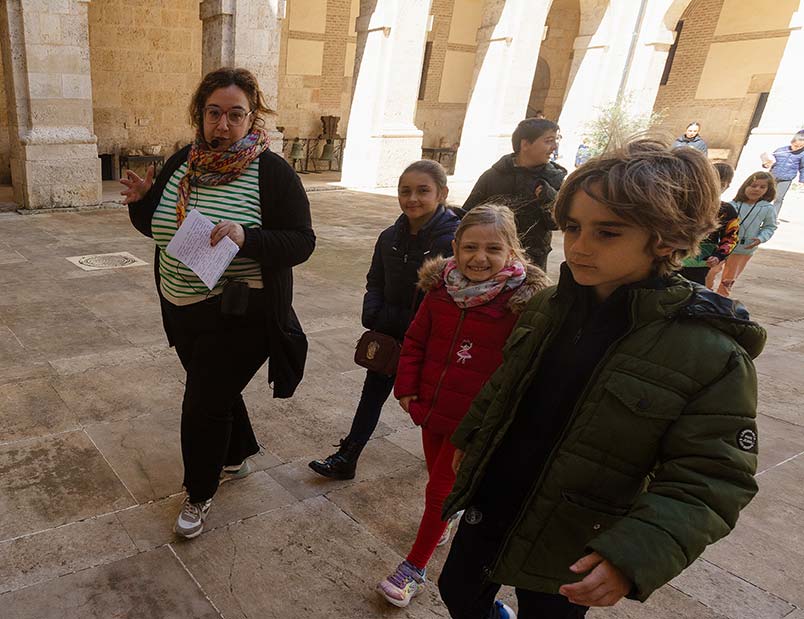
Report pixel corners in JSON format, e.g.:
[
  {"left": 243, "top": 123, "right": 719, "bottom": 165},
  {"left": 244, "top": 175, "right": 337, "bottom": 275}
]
[{"left": 444, "top": 273, "right": 765, "bottom": 602}]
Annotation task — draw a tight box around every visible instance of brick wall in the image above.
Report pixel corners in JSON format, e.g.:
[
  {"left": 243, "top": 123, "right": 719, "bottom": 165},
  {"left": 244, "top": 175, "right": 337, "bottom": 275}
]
[
  {"left": 652, "top": 0, "right": 791, "bottom": 165},
  {"left": 88, "top": 1, "right": 202, "bottom": 159}
]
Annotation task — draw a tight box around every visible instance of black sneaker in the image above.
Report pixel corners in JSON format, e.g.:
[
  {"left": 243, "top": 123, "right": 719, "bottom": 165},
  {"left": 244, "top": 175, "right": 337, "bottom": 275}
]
[{"left": 308, "top": 438, "right": 364, "bottom": 480}]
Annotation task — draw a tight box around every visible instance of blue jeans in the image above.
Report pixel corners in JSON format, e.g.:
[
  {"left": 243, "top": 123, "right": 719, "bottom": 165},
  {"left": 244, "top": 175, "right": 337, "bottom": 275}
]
[{"left": 773, "top": 179, "right": 792, "bottom": 217}]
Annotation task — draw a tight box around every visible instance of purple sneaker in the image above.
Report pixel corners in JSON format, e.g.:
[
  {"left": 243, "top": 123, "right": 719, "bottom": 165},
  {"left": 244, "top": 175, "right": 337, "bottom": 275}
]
[{"left": 377, "top": 561, "right": 426, "bottom": 607}]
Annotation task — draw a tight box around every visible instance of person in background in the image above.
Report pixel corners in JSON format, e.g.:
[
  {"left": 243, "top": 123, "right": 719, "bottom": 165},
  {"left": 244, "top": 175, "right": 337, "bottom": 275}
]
[
  {"left": 574, "top": 138, "right": 592, "bottom": 168},
  {"left": 680, "top": 162, "right": 739, "bottom": 287},
  {"left": 463, "top": 118, "right": 567, "bottom": 271},
  {"left": 672, "top": 121, "right": 708, "bottom": 156},
  {"left": 710, "top": 171, "right": 777, "bottom": 297},
  {"left": 308, "top": 161, "right": 460, "bottom": 481},
  {"left": 761, "top": 130, "right": 804, "bottom": 219}
]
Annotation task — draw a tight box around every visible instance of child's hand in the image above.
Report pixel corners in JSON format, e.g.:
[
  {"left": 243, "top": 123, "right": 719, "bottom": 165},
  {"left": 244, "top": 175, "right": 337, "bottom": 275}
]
[
  {"left": 559, "top": 552, "right": 631, "bottom": 607},
  {"left": 451, "top": 449, "right": 465, "bottom": 474},
  {"left": 745, "top": 237, "right": 761, "bottom": 249},
  {"left": 399, "top": 395, "right": 417, "bottom": 413},
  {"left": 705, "top": 256, "right": 721, "bottom": 267}
]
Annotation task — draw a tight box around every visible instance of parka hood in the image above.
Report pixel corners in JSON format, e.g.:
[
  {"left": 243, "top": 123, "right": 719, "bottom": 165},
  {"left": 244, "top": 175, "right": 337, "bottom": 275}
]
[{"left": 417, "top": 256, "right": 551, "bottom": 314}]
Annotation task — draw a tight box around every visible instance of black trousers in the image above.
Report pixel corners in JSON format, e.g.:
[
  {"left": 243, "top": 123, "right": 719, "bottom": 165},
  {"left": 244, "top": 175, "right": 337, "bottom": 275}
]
[
  {"left": 439, "top": 510, "right": 588, "bottom": 619},
  {"left": 345, "top": 370, "right": 395, "bottom": 446},
  {"left": 165, "top": 289, "right": 268, "bottom": 503}
]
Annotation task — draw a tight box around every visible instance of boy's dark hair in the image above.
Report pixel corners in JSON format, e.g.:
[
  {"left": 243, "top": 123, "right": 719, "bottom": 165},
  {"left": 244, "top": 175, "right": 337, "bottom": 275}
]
[
  {"left": 400, "top": 159, "right": 448, "bottom": 190},
  {"left": 189, "top": 67, "right": 272, "bottom": 132},
  {"left": 734, "top": 171, "right": 777, "bottom": 203},
  {"left": 512, "top": 118, "right": 559, "bottom": 153},
  {"left": 713, "top": 162, "right": 734, "bottom": 187},
  {"left": 553, "top": 139, "right": 721, "bottom": 276}
]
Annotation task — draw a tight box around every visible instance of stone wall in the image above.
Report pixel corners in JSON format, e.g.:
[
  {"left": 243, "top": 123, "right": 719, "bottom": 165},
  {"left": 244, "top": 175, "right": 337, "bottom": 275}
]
[
  {"left": 277, "top": 0, "right": 358, "bottom": 139},
  {"left": 87, "top": 1, "right": 202, "bottom": 160},
  {"left": 0, "top": 47, "right": 9, "bottom": 183},
  {"left": 653, "top": 0, "right": 796, "bottom": 164},
  {"left": 528, "top": 0, "right": 579, "bottom": 122}
]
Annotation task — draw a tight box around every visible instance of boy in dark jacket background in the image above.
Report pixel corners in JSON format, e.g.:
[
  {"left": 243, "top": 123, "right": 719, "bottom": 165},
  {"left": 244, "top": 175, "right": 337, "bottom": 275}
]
[
  {"left": 463, "top": 118, "right": 567, "bottom": 271},
  {"left": 440, "top": 141, "right": 764, "bottom": 619}
]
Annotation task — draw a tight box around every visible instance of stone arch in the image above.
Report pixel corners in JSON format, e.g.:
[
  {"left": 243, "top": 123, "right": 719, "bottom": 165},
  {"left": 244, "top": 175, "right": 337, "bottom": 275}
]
[{"left": 527, "top": 57, "right": 551, "bottom": 117}]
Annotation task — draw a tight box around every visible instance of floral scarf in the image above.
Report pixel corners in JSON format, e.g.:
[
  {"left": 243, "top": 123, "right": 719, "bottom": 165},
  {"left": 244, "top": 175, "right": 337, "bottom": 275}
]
[
  {"left": 174, "top": 129, "right": 270, "bottom": 225},
  {"left": 443, "top": 258, "right": 526, "bottom": 308}
]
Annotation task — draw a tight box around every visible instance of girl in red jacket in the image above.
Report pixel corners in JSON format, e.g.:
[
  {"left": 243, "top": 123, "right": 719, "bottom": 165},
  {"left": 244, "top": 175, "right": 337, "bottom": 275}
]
[{"left": 378, "top": 204, "right": 550, "bottom": 608}]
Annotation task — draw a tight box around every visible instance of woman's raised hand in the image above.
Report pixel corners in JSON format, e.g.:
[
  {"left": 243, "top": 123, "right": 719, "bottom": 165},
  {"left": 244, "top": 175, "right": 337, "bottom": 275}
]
[{"left": 120, "top": 165, "right": 155, "bottom": 205}]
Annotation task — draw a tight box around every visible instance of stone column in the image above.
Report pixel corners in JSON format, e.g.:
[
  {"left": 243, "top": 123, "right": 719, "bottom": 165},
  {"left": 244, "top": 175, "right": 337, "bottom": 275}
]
[
  {"left": 0, "top": 0, "right": 101, "bottom": 210},
  {"left": 340, "top": 0, "right": 433, "bottom": 188},
  {"left": 199, "top": 0, "right": 284, "bottom": 153},
  {"left": 735, "top": 2, "right": 804, "bottom": 182},
  {"left": 453, "top": 0, "right": 552, "bottom": 182}
]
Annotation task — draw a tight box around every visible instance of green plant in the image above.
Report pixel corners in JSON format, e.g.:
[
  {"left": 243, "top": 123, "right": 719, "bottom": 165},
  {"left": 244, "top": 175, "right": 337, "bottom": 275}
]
[{"left": 582, "top": 96, "right": 666, "bottom": 156}]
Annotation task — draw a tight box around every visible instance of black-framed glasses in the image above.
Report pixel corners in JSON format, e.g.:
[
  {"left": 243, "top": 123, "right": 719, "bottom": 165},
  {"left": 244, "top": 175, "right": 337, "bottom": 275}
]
[{"left": 203, "top": 106, "right": 253, "bottom": 126}]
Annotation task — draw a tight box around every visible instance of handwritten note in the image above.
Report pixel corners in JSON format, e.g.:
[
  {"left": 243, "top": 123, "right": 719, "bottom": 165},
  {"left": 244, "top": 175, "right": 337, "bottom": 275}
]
[{"left": 166, "top": 209, "right": 239, "bottom": 290}]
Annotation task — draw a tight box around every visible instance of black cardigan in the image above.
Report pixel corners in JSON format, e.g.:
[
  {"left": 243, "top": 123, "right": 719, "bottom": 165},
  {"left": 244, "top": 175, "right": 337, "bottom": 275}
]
[{"left": 127, "top": 145, "right": 316, "bottom": 398}]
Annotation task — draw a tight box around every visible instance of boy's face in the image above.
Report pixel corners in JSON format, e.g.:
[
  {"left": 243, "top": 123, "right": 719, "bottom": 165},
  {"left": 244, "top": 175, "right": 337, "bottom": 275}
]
[
  {"left": 563, "top": 189, "right": 671, "bottom": 302},
  {"left": 791, "top": 137, "right": 804, "bottom": 150},
  {"left": 518, "top": 130, "right": 557, "bottom": 167}
]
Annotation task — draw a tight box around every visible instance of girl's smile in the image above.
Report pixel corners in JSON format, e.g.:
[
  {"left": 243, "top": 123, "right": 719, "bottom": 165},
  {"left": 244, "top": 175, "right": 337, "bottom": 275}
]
[{"left": 452, "top": 224, "right": 513, "bottom": 283}]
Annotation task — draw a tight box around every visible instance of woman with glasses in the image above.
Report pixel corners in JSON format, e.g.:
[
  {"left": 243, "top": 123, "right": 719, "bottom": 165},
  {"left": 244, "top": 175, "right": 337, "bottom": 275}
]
[{"left": 122, "top": 67, "right": 315, "bottom": 539}]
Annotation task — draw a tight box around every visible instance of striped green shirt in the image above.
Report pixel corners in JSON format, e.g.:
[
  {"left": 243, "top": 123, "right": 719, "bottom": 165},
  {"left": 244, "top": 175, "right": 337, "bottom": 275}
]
[{"left": 152, "top": 160, "right": 263, "bottom": 306}]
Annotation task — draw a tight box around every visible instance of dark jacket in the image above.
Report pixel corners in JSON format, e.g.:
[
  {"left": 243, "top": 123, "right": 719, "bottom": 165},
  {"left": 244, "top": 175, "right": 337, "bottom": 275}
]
[
  {"left": 444, "top": 269, "right": 765, "bottom": 601},
  {"left": 394, "top": 257, "right": 549, "bottom": 435},
  {"left": 672, "top": 134, "right": 709, "bottom": 155},
  {"left": 362, "top": 205, "right": 460, "bottom": 341},
  {"left": 463, "top": 155, "right": 566, "bottom": 261},
  {"left": 770, "top": 145, "right": 804, "bottom": 182},
  {"left": 682, "top": 201, "right": 740, "bottom": 267},
  {"left": 128, "top": 145, "right": 315, "bottom": 398}
]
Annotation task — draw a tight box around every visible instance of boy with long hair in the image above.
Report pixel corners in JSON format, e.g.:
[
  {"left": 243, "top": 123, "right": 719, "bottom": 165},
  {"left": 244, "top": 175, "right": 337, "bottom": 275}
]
[{"left": 439, "top": 140, "right": 765, "bottom": 619}]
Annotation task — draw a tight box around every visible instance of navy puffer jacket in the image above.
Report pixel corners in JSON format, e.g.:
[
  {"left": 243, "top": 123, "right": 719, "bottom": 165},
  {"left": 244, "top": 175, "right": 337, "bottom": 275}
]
[{"left": 362, "top": 205, "right": 461, "bottom": 341}]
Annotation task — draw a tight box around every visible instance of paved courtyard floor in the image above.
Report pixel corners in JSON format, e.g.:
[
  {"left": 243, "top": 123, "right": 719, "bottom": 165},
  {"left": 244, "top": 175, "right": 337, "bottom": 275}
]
[{"left": 0, "top": 183, "right": 803, "bottom": 619}]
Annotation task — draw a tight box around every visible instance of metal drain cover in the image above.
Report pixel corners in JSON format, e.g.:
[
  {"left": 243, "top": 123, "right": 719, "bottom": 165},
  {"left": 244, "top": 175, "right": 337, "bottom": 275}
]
[{"left": 66, "top": 251, "right": 148, "bottom": 271}]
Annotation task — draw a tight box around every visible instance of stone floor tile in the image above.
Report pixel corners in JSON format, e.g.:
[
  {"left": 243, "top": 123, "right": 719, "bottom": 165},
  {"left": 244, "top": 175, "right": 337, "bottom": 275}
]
[
  {"left": 670, "top": 558, "right": 795, "bottom": 619},
  {"left": 0, "top": 514, "right": 137, "bottom": 594},
  {"left": 756, "top": 375, "right": 804, "bottom": 426},
  {"left": 171, "top": 495, "right": 449, "bottom": 619},
  {"left": 0, "top": 431, "right": 135, "bottom": 541},
  {"left": 268, "top": 437, "right": 423, "bottom": 501},
  {"left": 49, "top": 360, "right": 185, "bottom": 424},
  {"left": 0, "top": 546, "right": 221, "bottom": 619},
  {"left": 0, "top": 300, "right": 130, "bottom": 359},
  {"left": 116, "top": 471, "right": 296, "bottom": 552},
  {"left": 755, "top": 452, "right": 804, "bottom": 511},
  {"left": 0, "top": 378, "right": 79, "bottom": 444},
  {"left": 84, "top": 410, "right": 184, "bottom": 503},
  {"left": 48, "top": 346, "right": 158, "bottom": 376},
  {"left": 755, "top": 413, "right": 804, "bottom": 473},
  {"left": 384, "top": 427, "right": 426, "bottom": 460},
  {"left": 588, "top": 585, "right": 731, "bottom": 618}
]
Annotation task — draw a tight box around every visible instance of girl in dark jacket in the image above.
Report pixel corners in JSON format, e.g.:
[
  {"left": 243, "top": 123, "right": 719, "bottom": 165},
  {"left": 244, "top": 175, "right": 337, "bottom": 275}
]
[
  {"left": 377, "top": 205, "right": 548, "bottom": 609},
  {"left": 308, "top": 161, "right": 460, "bottom": 479}
]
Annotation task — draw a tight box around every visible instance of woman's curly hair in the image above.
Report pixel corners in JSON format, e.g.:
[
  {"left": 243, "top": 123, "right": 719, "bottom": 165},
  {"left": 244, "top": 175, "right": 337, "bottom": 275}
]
[{"left": 554, "top": 139, "right": 721, "bottom": 276}]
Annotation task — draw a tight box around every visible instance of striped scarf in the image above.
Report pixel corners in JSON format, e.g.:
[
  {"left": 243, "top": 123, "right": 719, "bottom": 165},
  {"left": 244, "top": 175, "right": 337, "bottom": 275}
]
[{"left": 175, "top": 129, "right": 270, "bottom": 226}]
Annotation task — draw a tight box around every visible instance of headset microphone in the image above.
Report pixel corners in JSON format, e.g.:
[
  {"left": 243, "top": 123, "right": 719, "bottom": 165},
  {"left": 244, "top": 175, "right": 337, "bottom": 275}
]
[{"left": 209, "top": 138, "right": 220, "bottom": 148}]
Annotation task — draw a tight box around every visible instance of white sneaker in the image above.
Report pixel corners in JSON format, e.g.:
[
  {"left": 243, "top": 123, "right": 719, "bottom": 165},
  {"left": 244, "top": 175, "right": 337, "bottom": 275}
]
[
  {"left": 220, "top": 458, "right": 253, "bottom": 484},
  {"left": 174, "top": 497, "right": 212, "bottom": 539}
]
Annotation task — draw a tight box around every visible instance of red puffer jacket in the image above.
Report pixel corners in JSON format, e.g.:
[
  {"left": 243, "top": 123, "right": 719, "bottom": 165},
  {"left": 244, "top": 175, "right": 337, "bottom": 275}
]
[{"left": 394, "top": 257, "right": 549, "bottom": 435}]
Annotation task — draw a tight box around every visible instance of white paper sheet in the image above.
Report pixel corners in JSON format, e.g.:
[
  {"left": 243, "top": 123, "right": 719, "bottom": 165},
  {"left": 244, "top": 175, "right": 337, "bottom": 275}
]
[{"left": 166, "top": 209, "right": 239, "bottom": 290}]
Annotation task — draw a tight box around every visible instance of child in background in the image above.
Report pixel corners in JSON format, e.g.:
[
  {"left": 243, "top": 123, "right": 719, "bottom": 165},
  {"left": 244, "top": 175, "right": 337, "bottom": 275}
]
[
  {"left": 710, "top": 171, "right": 777, "bottom": 297},
  {"left": 679, "top": 162, "right": 739, "bottom": 287},
  {"left": 309, "top": 161, "right": 460, "bottom": 480},
  {"left": 377, "top": 205, "right": 549, "bottom": 609},
  {"left": 439, "top": 141, "right": 764, "bottom": 619}
]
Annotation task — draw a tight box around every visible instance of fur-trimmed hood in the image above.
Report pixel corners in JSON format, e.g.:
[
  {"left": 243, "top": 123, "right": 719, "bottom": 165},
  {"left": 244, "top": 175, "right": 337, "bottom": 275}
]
[{"left": 417, "top": 256, "right": 551, "bottom": 314}]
